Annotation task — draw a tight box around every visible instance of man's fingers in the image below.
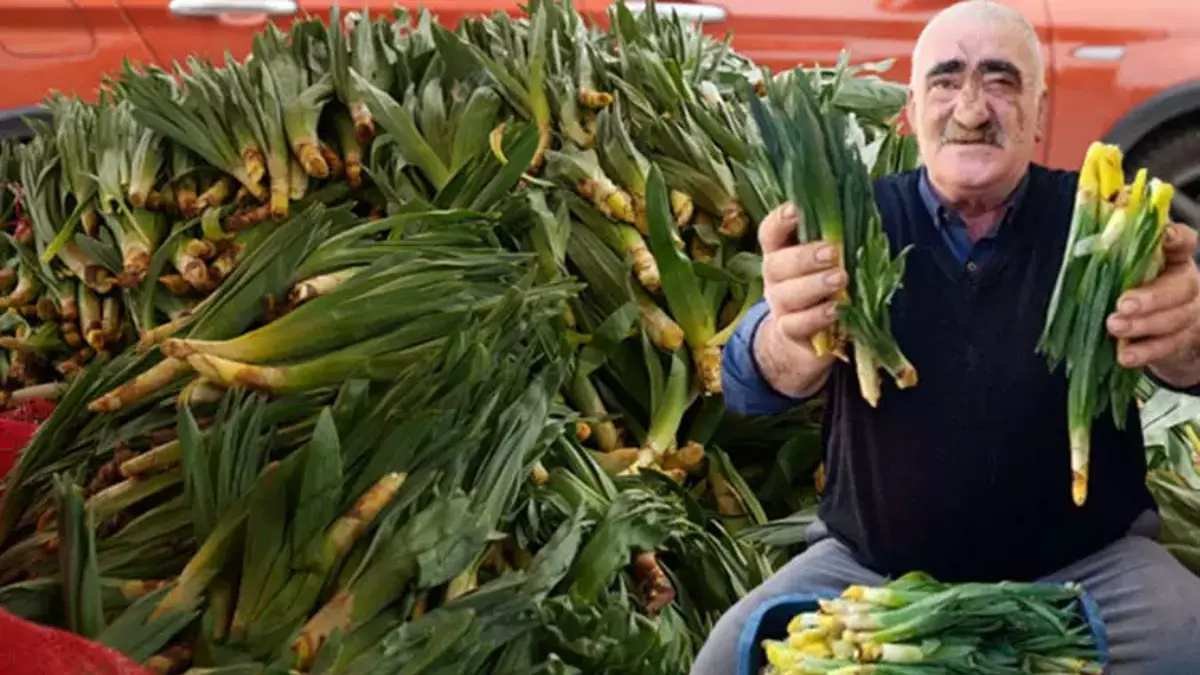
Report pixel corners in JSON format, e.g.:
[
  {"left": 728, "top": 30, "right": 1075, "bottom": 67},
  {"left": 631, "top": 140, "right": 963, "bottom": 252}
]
[
  {"left": 776, "top": 301, "right": 840, "bottom": 344},
  {"left": 1163, "top": 223, "right": 1199, "bottom": 264},
  {"left": 762, "top": 242, "right": 839, "bottom": 283},
  {"left": 1110, "top": 227, "right": 1200, "bottom": 370},
  {"left": 1107, "top": 299, "right": 1199, "bottom": 340},
  {"left": 1116, "top": 264, "right": 1199, "bottom": 317},
  {"left": 766, "top": 270, "right": 847, "bottom": 315},
  {"left": 757, "top": 202, "right": 799, "bottom": 254},
  {"left": 1118, "top": 330, "right": 1196, "bottom": 369}
]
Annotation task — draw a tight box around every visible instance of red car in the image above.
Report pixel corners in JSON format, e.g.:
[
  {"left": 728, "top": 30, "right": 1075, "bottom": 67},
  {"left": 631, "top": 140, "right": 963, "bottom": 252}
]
[{"left": 2, "top": 0, "right": 1199, "bottom": 222}]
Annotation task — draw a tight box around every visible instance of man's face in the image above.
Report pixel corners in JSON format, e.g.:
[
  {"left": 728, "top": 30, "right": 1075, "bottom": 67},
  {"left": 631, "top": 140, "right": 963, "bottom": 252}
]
[{"left": 907, "top": 15, "right": 1046, "bottom": 200}]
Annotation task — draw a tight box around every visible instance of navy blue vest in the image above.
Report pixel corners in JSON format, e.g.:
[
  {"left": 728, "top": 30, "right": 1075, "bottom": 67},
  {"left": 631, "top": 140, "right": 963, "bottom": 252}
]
[{"left": 819, "top": 164, "right": 1155, "bottom": 581}]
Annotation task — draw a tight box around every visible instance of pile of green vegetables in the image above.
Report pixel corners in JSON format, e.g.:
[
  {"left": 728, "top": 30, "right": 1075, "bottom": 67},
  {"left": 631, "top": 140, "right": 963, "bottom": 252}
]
[
  {"left": 0, "top": 1, "right": 1195, "bottom": 673},
  {"left": 0, "top": 1, "right": 913, "bottom": 672}
]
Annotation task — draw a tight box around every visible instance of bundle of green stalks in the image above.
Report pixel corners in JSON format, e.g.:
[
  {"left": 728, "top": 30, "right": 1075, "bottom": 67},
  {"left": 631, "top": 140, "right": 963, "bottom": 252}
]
[
  {"left": 1039, "top": 142, "right": 1175, "bottom": 506},
  {"left": 762, "top": 573, "right": 1103, "bottom": 674},
  {"left": 746, "top": 58, "right": 917, "bottom": 407}
]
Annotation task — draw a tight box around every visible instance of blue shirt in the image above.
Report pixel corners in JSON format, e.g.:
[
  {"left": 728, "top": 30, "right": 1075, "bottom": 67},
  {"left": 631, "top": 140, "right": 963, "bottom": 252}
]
[
  {"left": 918, "top": 167, "right": 1030, "bottom": 267},
  {"left": 721, "top": 168, "right": 1031, "bottom": 416}
]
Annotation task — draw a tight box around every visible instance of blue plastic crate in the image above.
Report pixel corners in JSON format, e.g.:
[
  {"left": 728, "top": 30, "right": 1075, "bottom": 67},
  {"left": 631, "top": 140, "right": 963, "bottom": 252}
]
[{"left": 736, "top": 586, "right": 1110, "bottom": 675}]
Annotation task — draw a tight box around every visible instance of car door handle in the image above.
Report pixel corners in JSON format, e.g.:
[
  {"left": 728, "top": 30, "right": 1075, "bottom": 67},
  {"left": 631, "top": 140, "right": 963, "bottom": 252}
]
[
  {"left": 168, "top": 0, "right": 298, "bottom": 17},
  {"left": 625, "top": 2, "right": 727, "bottom": 24}
]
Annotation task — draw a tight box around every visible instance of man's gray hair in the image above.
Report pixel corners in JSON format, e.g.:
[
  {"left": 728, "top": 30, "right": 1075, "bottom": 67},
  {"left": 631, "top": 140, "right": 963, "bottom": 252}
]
[{"left": 910, "top": 0, "right": 1046, "bottom": 94}]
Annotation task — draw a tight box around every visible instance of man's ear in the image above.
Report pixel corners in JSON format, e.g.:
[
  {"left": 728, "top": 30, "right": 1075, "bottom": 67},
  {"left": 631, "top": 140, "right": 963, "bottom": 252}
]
[
  {"left": 1035, "top": 88, "right": 1048, "bottom": 144},
  {"left": 902, "top": 87, "right": 917, "bottom": 134}
]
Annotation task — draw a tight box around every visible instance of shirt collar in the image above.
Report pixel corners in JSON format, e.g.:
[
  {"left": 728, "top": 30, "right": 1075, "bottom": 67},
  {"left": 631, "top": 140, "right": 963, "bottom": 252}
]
[{"left": 918, "top": 167, "right": 1031, "bottom": 235}]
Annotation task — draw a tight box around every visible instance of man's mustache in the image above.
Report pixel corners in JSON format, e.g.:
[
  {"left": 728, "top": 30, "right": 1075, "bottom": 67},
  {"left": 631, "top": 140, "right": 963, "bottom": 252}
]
[{"left": 941, "top": 122, "right": 1002, "bottom": 147}]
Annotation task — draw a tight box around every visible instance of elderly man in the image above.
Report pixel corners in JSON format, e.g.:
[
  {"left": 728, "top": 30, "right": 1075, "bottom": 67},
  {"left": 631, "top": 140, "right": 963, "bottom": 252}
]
[{"left": 692, "top": 1, "right": 1200, "bottom": 673}]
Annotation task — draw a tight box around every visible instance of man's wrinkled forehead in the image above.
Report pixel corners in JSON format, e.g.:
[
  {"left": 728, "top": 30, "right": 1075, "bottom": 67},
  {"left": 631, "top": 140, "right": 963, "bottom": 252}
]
[{"left": 913, "top": 15, "right": 1041, "bottom": 88}]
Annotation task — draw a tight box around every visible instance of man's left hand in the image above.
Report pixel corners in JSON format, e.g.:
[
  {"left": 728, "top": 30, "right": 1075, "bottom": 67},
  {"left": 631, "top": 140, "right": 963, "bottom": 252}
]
[{"left": 1106, "top": 222, "right": 1200, "bottom": 388}]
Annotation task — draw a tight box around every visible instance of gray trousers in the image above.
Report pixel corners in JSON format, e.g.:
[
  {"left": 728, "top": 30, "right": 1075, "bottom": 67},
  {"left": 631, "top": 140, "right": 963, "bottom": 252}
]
[{"left": 692, "top": 512, "right": 1200, "bottom": 674}]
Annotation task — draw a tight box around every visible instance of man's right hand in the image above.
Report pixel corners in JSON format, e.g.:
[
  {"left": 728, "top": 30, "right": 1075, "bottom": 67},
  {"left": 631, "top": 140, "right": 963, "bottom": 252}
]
[{"left": 753, "top": 202, "right": 845, "bottom": 398}]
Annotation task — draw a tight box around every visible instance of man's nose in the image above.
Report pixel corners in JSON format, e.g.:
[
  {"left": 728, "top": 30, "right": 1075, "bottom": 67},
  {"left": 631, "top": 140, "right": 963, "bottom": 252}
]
[{"left": 952, "top": 83, "right": 990, "bottom": 129}]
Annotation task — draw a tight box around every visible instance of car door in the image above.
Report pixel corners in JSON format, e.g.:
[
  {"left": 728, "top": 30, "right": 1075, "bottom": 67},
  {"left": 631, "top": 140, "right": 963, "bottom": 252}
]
[
  {"left": 0, "top": 0, "right": 154, "bottom": 135},
  {"left": 122, "top": 0, "right": 608, "bottom": 70},
  {"left": 594, "top": 0, "right": 1051, "bottom": 160},
  {"left": 588, "top": 0, "right": 950, "bottom": 75},
  {"left": 298, "top": 0, "right": 538, "bottom": 28},
  {"left": 1044, "top": 0, "right": 1200, "bottom": 171},
  {"left": 117, "top": 0, "right": 299, "bottom": 68}
]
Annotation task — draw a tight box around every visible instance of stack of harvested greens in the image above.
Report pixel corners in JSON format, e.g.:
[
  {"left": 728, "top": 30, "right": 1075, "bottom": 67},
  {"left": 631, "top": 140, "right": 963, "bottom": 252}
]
[
  {"left": 761, "top": 573, "right": 1104, "bottom": 674},
  {"left": 1039, "top": 142, "right": 1176, "bottom": 506},
  {"left": 746, "top": 58, "right": 918, "bottom": 407}
]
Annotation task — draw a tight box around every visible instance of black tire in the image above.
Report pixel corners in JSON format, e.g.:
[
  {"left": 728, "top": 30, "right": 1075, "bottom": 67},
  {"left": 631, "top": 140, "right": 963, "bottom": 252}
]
[
  {"left": 1125, "top": 125, "right": 1200, "bottom": 232},
  {"left": 0, "top": 110, "right": 47, "bottom": 142}
]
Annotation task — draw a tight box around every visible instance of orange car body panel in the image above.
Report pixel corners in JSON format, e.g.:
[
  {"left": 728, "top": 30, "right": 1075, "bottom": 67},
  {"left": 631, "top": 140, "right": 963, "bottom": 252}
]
[
  {"left": 1042, "top": 1, "right": 1200, "bottom": 169},
  {"left": 1, "top": 0, "right": 1198, "bottom": 171},
  {"left": 0, "top": 0, "right": 154, "bottom": 106},
  {"left": 119, "top": 1, "right": 574, "bottom": 69}
]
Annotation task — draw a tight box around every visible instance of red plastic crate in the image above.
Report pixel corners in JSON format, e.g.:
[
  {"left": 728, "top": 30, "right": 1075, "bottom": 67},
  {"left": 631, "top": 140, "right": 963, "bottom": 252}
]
[
  {"left": 0, "top": 608, "right": 152, "bottom": 675},
  {"left": 0, "top": 402, "right": 151, "bottom": 674},
  {"left": 0, "top": 399, "right": 55, "bottom": 479},
  {"left": 0, "top": 420, "right": 35, "bottom": 479}
]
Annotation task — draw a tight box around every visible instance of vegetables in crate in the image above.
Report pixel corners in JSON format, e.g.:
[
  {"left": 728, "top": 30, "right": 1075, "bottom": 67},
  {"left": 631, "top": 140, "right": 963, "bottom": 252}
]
[{"left": 762, "top": 573, "right": 1104, "bottom": 674}]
